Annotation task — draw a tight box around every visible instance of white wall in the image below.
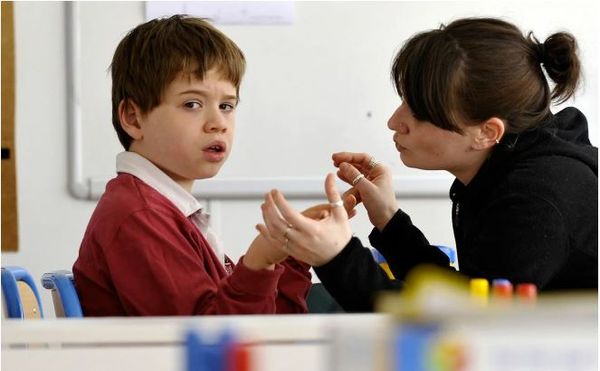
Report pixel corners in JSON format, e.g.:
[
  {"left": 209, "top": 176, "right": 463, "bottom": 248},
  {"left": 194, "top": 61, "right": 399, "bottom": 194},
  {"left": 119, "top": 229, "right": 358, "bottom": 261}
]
[{"left": 3, "top": 1, "right": 598, "bottom": 317}]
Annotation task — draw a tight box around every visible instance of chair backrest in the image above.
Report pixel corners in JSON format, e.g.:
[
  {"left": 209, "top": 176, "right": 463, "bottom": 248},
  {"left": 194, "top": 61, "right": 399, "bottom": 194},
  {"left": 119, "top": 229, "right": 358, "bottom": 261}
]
[
  {"left": 41, "top": 270, "right": 83, "bottom": 318},
  {"left": 434, "top": 245, "right": 458, "bottom": 269},
  {"left": 1, "top": 266, "right": 44, "bottom": 319}
]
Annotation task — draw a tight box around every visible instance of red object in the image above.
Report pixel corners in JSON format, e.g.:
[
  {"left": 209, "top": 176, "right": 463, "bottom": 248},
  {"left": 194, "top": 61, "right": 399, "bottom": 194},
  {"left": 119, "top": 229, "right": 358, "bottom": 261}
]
[
  {"left": 492, "top": 283, "right": 513, "bottom": 299},
  {"left": 227, "top": 344, "right": 252, "bottom": 371},
  {"left": 74, "top": 173, "right": 312, "bottom": 316},
  {"left": 516, "top": 283, "right": 537, "bottom": 303}
]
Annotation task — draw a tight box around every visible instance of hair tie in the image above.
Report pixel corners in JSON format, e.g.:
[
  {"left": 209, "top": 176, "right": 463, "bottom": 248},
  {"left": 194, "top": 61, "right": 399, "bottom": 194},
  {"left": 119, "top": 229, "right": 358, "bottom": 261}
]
[{"left": 535, "top": 42, "right": 546, "bottom": 64}]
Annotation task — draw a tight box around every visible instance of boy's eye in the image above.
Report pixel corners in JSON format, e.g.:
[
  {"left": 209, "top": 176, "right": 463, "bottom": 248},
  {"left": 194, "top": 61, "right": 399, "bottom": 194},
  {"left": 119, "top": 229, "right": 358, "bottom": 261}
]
[
  {"left": 219, "top": 102, "right": 236, "bottom": 111},
  {"left": 184, "top": 101, "right": 201, "bottom": 109}
]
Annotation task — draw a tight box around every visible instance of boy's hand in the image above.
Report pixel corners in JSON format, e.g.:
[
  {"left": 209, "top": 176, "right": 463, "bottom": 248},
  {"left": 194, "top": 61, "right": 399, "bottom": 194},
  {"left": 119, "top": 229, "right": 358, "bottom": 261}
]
[
  {"left": 243, "top": 234, "right": 288, "bottom": 271},
  {"left": 301, "top": 203, "right": 330, "bottom": 220}
]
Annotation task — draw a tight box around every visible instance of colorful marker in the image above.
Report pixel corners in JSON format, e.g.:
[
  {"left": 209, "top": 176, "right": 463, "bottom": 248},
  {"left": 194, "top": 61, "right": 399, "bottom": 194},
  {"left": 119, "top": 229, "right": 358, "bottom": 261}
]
[
  {"left": 470, "top": 278, "right": 489, "bottom": 306},
  {"left": 491, "top": 278, "right": 513, "bottom": 303},
  {"left": 516, "top": 283, "right": 537, "bottom": 304}
]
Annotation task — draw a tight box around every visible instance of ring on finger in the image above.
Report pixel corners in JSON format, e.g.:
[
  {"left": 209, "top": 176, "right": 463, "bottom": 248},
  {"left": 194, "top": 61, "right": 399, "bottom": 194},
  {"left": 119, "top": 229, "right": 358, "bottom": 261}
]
[
  {"left": 351, "top": 174, "right": 365, "bottom": 186},
  {"left": 282, "top": 224, "right": 293, "bottom": 239},
  {"left": 368, "top": 157, "right": 379, "bottom": 170},
  {"left": 330, "top": 200, "right": 344, "bottom": 208},
  {"left": 283, "top": 238, "right": 290, "bottom": 249}
]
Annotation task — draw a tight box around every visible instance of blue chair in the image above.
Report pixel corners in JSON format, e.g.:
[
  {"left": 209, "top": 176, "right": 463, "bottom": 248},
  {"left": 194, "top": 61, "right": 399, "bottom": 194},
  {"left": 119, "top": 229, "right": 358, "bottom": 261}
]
[
  {"left": 41, "top": 270, "right": 83, "bottom": 318},
  {"left": 434, "top": 245, "right": 458, "bottom": 269},
  {"left": 1, "top": 266, "right": 44, "bottom": 319}
]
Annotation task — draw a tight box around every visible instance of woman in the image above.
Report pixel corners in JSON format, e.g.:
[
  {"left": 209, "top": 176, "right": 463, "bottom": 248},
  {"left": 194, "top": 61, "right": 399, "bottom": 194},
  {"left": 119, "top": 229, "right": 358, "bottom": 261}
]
[{"left": 258, "top": 17, "right": 598, "bottom": 312}]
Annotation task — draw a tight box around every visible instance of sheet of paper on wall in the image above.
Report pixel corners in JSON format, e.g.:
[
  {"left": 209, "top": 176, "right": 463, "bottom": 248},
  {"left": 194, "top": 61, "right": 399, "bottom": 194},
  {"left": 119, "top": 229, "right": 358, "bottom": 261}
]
[{"left": 145, "top": 1, "right": 295, "bottom": 25}]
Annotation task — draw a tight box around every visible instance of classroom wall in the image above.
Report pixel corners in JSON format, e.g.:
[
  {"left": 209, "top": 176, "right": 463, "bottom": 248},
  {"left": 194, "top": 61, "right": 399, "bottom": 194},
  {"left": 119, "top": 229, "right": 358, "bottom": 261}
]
[{"left": 2, "top": 1, "right": 598, "bottom": 317}]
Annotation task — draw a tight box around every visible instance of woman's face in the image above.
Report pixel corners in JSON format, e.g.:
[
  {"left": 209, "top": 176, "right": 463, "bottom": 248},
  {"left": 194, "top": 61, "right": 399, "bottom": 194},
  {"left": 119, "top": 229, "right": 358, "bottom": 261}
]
[{"left": 387, "top": 102, "right": 479, "bottom": 178}]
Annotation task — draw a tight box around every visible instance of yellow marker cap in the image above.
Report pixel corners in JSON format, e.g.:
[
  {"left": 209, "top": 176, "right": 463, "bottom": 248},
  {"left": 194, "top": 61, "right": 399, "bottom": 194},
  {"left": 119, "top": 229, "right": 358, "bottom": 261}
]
[{"left": 470, "top": 278, "right": 489, "bottom": 305}]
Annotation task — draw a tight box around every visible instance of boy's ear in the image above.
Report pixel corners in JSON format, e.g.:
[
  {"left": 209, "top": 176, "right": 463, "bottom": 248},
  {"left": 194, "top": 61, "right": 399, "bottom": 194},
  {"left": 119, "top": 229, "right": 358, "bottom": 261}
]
[
  {"left": 118, "top": 99, "right": 144, "bottom": 140},
  {"left": 472, "top": 117, "right": 505, "bottom": 150}
]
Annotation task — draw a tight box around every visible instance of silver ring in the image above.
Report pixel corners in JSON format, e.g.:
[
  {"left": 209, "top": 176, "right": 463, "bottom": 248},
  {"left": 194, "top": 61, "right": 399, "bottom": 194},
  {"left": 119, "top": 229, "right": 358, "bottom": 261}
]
[
  {"left": 330, "top": 200, "right": 343, "bottom": 208},
  {"left": 283, "top": 238, "right": 289, "bottom": 249},
  {"left": 282, "top": 225, "right": 292, "bottom": 239},
  {"left": 351, "top": 174, "right": 365, "bottom": 186},
  {"left": 368, "top": 157, "right": 379, "bottom": 170}
]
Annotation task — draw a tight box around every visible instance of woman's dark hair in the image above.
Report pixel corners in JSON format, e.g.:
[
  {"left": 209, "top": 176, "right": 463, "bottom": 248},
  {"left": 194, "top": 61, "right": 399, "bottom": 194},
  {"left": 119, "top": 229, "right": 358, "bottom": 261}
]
[{"left": 391, "top": 17, "right": 581, "bottom": 134}]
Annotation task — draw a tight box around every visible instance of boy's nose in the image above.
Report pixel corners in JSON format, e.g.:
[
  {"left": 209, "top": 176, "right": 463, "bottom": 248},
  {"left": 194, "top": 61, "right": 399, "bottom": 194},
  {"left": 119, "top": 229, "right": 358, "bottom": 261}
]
[{"left": 204, "top": 111, "right": 228, "bottom": 133}]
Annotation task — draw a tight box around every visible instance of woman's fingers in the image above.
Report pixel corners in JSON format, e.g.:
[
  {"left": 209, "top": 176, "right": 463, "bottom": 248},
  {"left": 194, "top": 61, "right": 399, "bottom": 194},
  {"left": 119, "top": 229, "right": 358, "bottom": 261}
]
[
  {"left": 332, "top": 152, "right": 372, "bottom": 168},
  {"left": 342, "top": 187, "right": 362, "bottom": 206},
  {"left": 269, "top": 190, "right": 311, "bottom": 232},
  {"left": 333, "top": 153, "right": 383, "bottom": 182},
  {"left": 261, "top": 193, "right": 293, "bottom": 242},
  {"left": 324, "top": 173, "right": 347, "bottom": 220},
  {"left": 342, "top": 193, "right": 358, "bottom": 217},
  {"left": 336, "top": 163, "right": 363, "bottom": 186},
  {"left": 339, "top": 162, "right": 375, "bottom": 191}
]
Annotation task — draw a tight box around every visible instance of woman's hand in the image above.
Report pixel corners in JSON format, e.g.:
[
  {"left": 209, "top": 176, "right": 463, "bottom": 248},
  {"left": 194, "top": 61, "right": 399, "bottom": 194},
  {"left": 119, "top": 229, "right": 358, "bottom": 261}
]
[
  {"left": 332, "top": 152, "right": 398, "bottom": 231},
  {"left": 257, "top": 173, "right": 353, "bottom": 267},
  {"left": 243, "top": 200, "right": 333, "bottom": 271}
]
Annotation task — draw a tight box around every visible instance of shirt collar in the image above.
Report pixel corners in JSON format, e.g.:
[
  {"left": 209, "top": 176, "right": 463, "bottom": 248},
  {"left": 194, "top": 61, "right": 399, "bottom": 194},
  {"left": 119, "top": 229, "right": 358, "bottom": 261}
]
[{"left": 116, "top": 151, "right": 204, "bottom": 217}]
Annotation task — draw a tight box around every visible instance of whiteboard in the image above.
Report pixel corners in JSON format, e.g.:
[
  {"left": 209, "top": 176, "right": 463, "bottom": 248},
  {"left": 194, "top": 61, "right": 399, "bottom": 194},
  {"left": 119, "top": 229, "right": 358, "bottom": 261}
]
[{"left": 74, "top": 1, "right": 599, "bottom": 199}]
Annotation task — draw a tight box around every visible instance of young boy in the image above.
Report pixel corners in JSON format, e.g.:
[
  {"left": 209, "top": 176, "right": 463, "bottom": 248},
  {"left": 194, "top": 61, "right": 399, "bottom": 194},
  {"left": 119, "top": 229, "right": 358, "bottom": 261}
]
[{"left": 73, "top": 15, "right": 312, "bottom": 315}]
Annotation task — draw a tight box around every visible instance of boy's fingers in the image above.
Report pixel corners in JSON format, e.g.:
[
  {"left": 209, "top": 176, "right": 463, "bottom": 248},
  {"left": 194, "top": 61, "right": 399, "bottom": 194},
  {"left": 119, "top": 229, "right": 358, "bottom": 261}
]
[
  {"left": 256, "top": 223, "right": 273, "bottom": 241},
  {"left": 255, "top": 223, "right": 269, "bottom": 237},
  {"left": 256, "top": 224, "right": 287, "bottom": 250},
  {"left": 302, "top": 204, "right": 331, "bottom": 220}
]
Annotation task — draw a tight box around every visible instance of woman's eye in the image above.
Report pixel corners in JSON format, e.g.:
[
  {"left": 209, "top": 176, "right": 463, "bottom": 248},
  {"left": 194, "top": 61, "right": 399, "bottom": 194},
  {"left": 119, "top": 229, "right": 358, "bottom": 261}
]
[
  {"left": 184, "top": 101, "right": 201, "bottom": 109},
  {"left": 219, "top": 102, "right": 236, "bottom": 111}
]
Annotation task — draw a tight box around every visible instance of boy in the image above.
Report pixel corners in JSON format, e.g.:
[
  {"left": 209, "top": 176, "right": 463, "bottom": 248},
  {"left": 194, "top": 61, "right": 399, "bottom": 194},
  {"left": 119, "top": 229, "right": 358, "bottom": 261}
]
[{"left": 73, "top": 15, "right": 312, "bottom": 315}]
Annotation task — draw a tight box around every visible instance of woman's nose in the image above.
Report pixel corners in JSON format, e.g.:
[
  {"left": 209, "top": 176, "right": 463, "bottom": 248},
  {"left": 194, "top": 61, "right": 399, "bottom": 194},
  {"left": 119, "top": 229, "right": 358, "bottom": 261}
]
[{"left": 388, "top": 105, "right": 409, "bottom": 134}]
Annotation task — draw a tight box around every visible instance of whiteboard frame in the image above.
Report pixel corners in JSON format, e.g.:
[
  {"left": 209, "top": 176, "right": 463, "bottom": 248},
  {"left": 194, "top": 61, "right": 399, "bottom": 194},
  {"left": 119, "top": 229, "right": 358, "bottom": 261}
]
[{"left": 66, "top": 2, "right": 452, "bottom": 201}]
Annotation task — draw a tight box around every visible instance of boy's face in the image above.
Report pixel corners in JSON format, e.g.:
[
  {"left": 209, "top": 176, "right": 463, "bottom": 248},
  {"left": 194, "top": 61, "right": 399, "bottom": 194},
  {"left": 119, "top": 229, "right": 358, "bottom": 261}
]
[{"left": 130, "top": 68, "right": 237, "bottom": 191}]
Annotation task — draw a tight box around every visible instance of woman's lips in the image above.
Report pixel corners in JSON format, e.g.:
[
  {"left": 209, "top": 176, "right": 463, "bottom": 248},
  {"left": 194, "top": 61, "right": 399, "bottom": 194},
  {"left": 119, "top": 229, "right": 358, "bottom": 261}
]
[{"left": 394, "top": 139, "right": 406, "bottom": 152}]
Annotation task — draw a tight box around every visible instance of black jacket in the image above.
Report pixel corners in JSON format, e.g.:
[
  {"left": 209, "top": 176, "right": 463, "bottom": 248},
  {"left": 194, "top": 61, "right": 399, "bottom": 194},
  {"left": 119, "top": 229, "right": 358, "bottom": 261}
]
[{"left": 315, "top": 107, "right": 598, "bottom": 312}]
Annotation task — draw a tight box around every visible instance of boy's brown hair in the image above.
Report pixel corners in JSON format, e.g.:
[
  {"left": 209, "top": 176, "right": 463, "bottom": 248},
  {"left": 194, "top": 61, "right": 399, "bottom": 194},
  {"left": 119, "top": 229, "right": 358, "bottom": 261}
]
[{"left": 110, "top": 15, "right": 246, "bottom": 150}]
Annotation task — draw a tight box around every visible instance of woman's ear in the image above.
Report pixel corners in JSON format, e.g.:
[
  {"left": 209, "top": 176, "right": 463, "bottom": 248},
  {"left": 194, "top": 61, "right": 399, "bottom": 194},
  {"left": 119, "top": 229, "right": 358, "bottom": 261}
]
[
  {"left": 472, "top": 117, "right": 505, "bottom": 150},
  {"left": 118, "top": 99, "right": 144, "bottom": 140}
]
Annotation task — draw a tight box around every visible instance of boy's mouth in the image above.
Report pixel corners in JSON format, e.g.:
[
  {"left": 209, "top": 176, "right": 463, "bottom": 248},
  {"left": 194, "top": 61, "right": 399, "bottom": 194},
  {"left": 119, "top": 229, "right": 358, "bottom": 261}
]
[
  {"left": 202, "top": 140, "right": 228, "bottom": 162},
  {"left": 203, "top": 141, "right": 227, "bottom": 153}
]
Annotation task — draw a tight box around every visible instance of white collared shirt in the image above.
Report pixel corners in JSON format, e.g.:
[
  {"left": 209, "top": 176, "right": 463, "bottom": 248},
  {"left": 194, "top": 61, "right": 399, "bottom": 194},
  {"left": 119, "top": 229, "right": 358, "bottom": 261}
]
[{"left": 116, "top": 151, "right": 225, "bottom": 264}]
